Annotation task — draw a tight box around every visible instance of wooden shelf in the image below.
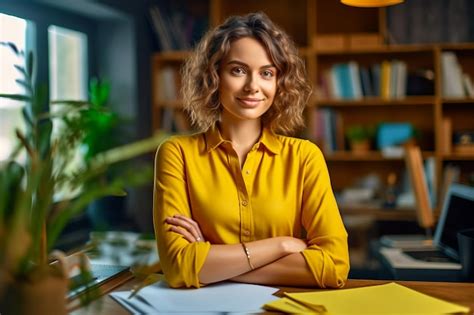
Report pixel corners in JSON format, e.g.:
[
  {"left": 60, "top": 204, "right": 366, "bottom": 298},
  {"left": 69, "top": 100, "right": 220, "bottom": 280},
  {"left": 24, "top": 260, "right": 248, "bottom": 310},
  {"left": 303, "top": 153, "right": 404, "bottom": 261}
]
[
  {"left": 154, "top": 100, "right": 183, "bottom": 108},
  {"left": 327, "top": 151, "right": 400, "bottom": 161},
  {"left": 442, "top": 98, "right": 474, "bottom": 104},
  {"left": 315, "top": 96, "right": 435, "bottom": 107},
  {"left": 314, "top": 44, "right": 435, "bottom": 55},
  {"left": 340, "top": 206, "right": 417, "bottom": 221},
  {"left": 438, "top": 42, "right": 474, "bottom": 50},
  {"left": 152, "top": 51, "right": 190, "bottom": 62},
  {"left": 326, "top": 151, "right": 435, "bottom": 161},
  {"left": 442, "top": 153, "right": 474, "bottom": 161}
]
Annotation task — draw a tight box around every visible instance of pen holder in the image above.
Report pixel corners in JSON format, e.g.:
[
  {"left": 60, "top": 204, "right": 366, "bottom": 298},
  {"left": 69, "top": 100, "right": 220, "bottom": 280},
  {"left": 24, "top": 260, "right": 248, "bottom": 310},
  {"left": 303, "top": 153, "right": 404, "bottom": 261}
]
[{"left": 457, "top": 228, "right": 474, "bottom": 281}]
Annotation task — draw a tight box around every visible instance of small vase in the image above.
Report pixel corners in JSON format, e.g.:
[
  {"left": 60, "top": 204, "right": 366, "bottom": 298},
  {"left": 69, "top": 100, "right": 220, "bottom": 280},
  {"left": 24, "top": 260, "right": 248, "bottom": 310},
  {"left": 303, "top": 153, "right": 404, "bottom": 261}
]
[
  {"left": 0, "top": 274, "right": 68, "bottom": 315},
  {"left": 350, "top": 140, "right": 371, "bottom": 153}
]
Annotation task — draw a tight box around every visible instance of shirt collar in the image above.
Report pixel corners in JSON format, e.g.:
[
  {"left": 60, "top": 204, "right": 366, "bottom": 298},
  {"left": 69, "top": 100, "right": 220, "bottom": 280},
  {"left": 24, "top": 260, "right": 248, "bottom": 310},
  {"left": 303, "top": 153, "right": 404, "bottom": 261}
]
[{"left": 205, "top": 124, "right": 282, "bottom": 155}]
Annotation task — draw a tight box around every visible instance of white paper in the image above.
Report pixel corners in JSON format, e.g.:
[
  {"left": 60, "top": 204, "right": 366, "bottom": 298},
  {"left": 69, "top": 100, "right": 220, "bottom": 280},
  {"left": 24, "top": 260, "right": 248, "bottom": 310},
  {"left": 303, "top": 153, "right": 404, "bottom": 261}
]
[
  {"left": 110, "top": 281, "right": 279, "bottom": 313},
  {"left": 110, "top": 294, "right": 158, "bottom": 314}
]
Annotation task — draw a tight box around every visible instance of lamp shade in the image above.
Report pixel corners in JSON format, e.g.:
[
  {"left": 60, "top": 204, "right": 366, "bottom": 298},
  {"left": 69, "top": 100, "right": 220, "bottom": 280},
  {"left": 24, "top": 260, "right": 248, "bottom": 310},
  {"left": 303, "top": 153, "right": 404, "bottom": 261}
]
[{"left": 341, "top": 0, "right": 404, "bottom": 7}]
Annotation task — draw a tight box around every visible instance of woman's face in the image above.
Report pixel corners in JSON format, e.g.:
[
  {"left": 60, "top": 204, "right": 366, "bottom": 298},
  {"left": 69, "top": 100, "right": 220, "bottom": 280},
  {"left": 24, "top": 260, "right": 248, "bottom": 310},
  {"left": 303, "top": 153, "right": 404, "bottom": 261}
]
[{"left": 218, "top": 37, "right": 277, "bottom": 125}]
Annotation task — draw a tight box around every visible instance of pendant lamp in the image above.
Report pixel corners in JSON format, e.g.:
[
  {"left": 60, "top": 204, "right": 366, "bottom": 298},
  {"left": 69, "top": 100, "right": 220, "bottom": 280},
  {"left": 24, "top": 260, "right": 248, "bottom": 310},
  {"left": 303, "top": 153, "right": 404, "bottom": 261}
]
[{"left": 341, "top": 0, "right": 404, "bottom": 7}]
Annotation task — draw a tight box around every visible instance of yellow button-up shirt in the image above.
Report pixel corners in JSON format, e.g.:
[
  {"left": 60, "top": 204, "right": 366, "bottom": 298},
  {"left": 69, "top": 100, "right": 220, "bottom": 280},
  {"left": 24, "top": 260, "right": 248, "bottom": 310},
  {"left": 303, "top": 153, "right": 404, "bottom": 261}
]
[{"left": 153, "top": 126, "right": 349, "bottom": 288}]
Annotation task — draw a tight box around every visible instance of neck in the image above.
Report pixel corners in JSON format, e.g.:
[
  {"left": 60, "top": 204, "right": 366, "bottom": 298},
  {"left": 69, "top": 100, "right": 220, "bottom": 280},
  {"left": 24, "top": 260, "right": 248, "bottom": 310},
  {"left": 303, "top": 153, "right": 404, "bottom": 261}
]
[{"left": 219, "top": 118, "right": 262, "bottom": 151}]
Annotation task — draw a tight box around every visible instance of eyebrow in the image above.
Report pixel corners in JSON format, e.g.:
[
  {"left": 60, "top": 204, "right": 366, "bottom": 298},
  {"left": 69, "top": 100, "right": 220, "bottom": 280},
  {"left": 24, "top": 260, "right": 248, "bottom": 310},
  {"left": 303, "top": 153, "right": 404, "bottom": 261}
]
[{"left": 226, "top": 60, "right": 276, "bottom": 69}]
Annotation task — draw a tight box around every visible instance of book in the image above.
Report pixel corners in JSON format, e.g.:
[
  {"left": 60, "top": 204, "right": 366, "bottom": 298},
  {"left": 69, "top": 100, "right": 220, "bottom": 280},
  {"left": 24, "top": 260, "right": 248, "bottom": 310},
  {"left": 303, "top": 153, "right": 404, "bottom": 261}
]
[
  {"left": 333, "top": 63, "right": 352, "bottom": 99},
  {"left": 395, "top": 60, "right": 407, "bottom": 98},
  {"left": 370, "top": 63, "right": 381, "bottom": 97},
  {"left": 328, "top": 68, "right": 341, "bottom": 99},
  {"left": 380, "top": 60, "right": 392, "bottom": 99},
  {"left": 463, "top": 73, "right": 474, "bottom": 97},
  {"left": 441, "top": 118, "right": 452, "bottom": 154},
  {"left": 157, "top": 66, "right": 178, "bottom": 101},
  {"left": 348, "top": 61, "right": 362, "bottom": 100},
  {"left": 359, "top": 66, "right": 374, "bottom": 97},
  {"left": 441, "top": 52, "right": 465, "bottom": 98},
  {"left": 390, "top": 60, "right": 399, "bottom": 99}
]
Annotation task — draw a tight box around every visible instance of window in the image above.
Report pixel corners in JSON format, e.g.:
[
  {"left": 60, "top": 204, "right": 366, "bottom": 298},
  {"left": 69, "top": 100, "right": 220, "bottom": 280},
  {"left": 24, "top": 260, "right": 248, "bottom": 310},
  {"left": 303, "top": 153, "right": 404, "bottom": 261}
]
[
  {"left": 0, "top": 13, "right": 31, "bottom": 161},
  {"left": 48, "top": 25, "right": 88, "bottom": 200},
  {"left": 48, "top": 25, "right": 88, "bottom": 101}
]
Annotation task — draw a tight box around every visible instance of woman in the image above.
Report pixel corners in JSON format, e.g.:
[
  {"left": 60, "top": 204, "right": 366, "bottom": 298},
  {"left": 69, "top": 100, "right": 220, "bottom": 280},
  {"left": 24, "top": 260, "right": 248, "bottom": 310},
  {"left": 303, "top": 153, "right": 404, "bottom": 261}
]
[{"left": 153, "top": 12, "right": 349, "bottom": 289}]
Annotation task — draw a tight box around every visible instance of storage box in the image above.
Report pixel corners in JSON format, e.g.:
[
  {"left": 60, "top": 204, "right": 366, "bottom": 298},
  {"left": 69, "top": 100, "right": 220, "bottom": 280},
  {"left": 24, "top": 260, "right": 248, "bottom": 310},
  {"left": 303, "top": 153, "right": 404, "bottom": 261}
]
[
  {"left": 348, "top": 33, "right": 383, "bottom": 50},
  {"left": 313, "top": 34, "right": 347, "bottom": 51}
]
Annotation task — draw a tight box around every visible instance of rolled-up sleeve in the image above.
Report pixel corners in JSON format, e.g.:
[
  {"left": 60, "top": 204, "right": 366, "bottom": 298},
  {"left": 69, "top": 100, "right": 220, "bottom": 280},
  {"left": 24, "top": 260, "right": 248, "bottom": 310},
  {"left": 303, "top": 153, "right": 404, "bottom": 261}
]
[
  {"left": 300, "top": 142, "right": 350, "bottom": 288},
  {"left": 153, "top": 139, "right": 210, "bottom": 288}
]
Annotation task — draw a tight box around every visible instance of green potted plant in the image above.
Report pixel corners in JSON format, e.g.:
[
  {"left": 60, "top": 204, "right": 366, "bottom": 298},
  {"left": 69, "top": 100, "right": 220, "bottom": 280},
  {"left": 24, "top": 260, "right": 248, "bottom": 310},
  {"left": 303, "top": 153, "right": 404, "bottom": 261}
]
[
  {"left": 0, "top": 42, "right": 167, "bottom": 314},
  {"left": 345, "top": 124, "right": 376, "bottom": 153}
]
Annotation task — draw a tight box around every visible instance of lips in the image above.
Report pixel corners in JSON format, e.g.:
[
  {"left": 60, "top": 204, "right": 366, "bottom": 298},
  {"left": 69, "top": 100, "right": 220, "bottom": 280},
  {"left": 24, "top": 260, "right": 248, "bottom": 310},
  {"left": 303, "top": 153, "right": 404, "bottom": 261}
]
[{"left": 237, "top": 97, "right": 264, "bottom": 107}]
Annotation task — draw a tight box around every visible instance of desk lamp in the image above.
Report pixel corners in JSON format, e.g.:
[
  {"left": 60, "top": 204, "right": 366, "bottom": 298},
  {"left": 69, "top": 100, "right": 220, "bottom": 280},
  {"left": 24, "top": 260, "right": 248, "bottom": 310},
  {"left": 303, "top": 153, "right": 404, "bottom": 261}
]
[{"left": 341, "top": 0, "right": 404, "bottom": 7}]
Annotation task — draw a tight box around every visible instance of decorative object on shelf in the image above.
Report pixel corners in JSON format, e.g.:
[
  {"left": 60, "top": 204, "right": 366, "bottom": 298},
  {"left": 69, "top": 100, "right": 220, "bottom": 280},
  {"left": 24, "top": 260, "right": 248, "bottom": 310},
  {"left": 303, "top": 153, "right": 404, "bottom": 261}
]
[
  {"left": 376, "top": 122, "right": 415, "bottom": 151},
  {"left": 383, "top": 172, "right": 398, "bottom": 208},
  {"left": 0, "top": 42, "right": 168, "bottom": 314},
  {"left": 341, "top": 0, "right": 403, "bottom": 7},
  {"left": 453, "top": 130, "right": 474, "bottom": 155},
  {"left": 345, "top": 124, "right": 376, "bottom": 153}
]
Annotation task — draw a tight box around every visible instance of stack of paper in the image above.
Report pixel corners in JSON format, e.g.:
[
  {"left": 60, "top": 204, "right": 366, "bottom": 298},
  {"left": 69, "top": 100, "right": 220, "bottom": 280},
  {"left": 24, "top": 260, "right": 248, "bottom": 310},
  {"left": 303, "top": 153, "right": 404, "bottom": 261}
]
[
  {"left": 110, "top": 281, "right": 279, "bottom": 314},
  {"left": 263, "top": 282, "right": 470, "bottom": 314}
]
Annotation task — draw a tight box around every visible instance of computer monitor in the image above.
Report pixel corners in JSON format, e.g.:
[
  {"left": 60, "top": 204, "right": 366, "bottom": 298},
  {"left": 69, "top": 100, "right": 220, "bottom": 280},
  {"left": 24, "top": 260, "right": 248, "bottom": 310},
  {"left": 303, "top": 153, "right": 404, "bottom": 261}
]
[{"left": 433, "top": 183, "right": 474, "bottom": 261}]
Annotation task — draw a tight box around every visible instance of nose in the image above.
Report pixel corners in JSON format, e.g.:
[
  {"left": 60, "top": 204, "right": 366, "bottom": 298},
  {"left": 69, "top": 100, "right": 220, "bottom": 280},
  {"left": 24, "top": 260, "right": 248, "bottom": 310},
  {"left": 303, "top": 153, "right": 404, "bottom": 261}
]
[{"left": 244, "top": 73, "right": 259, "bottom": 93}]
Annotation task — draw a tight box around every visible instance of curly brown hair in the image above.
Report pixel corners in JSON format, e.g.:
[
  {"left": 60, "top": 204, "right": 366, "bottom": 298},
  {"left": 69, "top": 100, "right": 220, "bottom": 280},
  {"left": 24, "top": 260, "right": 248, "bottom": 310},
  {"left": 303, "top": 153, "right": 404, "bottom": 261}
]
[{"left": 181, "top": 12, "right": 312, "bottom": 135}]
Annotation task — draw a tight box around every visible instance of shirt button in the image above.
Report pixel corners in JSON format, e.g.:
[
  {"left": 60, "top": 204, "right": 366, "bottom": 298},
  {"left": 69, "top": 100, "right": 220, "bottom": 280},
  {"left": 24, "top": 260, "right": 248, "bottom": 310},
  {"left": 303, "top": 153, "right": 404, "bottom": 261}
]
[
  {"left": 244, "top": 230, "right": 250, "bottom": 236},
  {"left": 241, "top": 200, "right": 248, "bottom": 206}
]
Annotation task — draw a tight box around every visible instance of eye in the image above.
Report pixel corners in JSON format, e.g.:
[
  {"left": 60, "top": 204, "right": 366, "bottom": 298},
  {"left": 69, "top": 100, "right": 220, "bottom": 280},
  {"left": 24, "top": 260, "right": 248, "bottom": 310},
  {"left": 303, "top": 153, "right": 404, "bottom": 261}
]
[
  {"left": 230, "top": 67, "right": 246, "bottom": 76},
  {"left": 261, "top": 69, "right": 275, "bottom": 79}
]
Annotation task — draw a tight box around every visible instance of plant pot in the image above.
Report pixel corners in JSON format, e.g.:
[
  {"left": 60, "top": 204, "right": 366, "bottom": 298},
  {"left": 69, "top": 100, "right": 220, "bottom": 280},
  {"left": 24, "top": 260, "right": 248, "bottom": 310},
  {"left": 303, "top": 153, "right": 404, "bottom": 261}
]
[
  {"left": 350, "top": 140, "right": 371, "bottom": 153},
  {"left": 0, "top": 274, "right": 68, "bottom": 315}
]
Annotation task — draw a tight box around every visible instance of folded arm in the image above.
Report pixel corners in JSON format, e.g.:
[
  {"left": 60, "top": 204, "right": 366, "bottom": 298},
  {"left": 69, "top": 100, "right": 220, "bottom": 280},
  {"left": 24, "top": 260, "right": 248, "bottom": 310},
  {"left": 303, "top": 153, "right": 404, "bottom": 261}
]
[{"left": 166, "top": 215, "right": 309, "bottom": 285}]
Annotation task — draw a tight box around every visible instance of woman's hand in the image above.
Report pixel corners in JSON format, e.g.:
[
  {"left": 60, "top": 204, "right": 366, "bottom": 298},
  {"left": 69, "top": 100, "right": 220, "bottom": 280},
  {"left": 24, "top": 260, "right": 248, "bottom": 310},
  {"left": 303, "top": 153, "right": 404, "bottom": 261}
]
[{"left": 165, "top": 214, "right": 205, "bottom": 243}]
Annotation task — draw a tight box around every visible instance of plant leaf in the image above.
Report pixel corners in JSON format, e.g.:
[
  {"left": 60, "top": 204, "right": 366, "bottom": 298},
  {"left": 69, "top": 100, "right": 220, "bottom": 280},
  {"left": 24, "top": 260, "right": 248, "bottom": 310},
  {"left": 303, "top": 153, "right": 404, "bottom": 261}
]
[
  {"left": 27, "top": 51, "right": 34, "bottom": 78},
  {"left": 0, "top": 161, "right": 25, "bottom": 222},
  {"left": 14, "top": 64, "right": 28, "bottom": 78},
  {"left": 15, "top": 79, "right": 33, "bottom": 94},
  {"left": 0, "top": 41, "right": 20, "bottom": 55},
  {"left": 0, "top": 93, "right": 30, "bottom": 102},
  {"left": 22, "top": 106, "right": 34, "bottom": 128},
  {"left": 90, "top": 132, "right": 170, "bottom": 168}
]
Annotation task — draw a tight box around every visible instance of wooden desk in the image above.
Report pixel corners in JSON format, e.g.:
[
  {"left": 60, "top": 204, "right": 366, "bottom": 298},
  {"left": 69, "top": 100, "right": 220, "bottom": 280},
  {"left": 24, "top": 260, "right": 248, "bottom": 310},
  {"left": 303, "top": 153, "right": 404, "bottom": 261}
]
[{"left": 70, "top": 274, "right": 474, "bottom": 314}]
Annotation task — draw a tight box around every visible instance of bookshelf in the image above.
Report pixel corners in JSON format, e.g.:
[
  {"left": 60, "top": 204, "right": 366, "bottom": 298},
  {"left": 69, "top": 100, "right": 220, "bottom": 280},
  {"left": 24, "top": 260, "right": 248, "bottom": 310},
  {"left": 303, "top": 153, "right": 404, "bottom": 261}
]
[{"left": 150, "top": 0, "right": 474, "bottom": 220}]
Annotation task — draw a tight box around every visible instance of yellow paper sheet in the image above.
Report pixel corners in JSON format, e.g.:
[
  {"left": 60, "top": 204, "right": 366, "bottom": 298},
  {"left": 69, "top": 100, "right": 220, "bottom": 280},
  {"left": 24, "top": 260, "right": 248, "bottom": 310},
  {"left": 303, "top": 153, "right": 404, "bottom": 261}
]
[
  {"left": 284, "top": 282, "right": 470, "bottom": 314},
  {"left": 264, "top": 297, "right": 325, "bottom": 314}
]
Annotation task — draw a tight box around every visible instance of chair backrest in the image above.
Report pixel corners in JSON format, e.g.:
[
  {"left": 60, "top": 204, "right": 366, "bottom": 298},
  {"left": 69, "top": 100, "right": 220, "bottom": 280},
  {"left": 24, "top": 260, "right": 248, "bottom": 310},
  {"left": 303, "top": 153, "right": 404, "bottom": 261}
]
[{"left": 404, "top": 145, "right": 435, "bottom": 230}]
